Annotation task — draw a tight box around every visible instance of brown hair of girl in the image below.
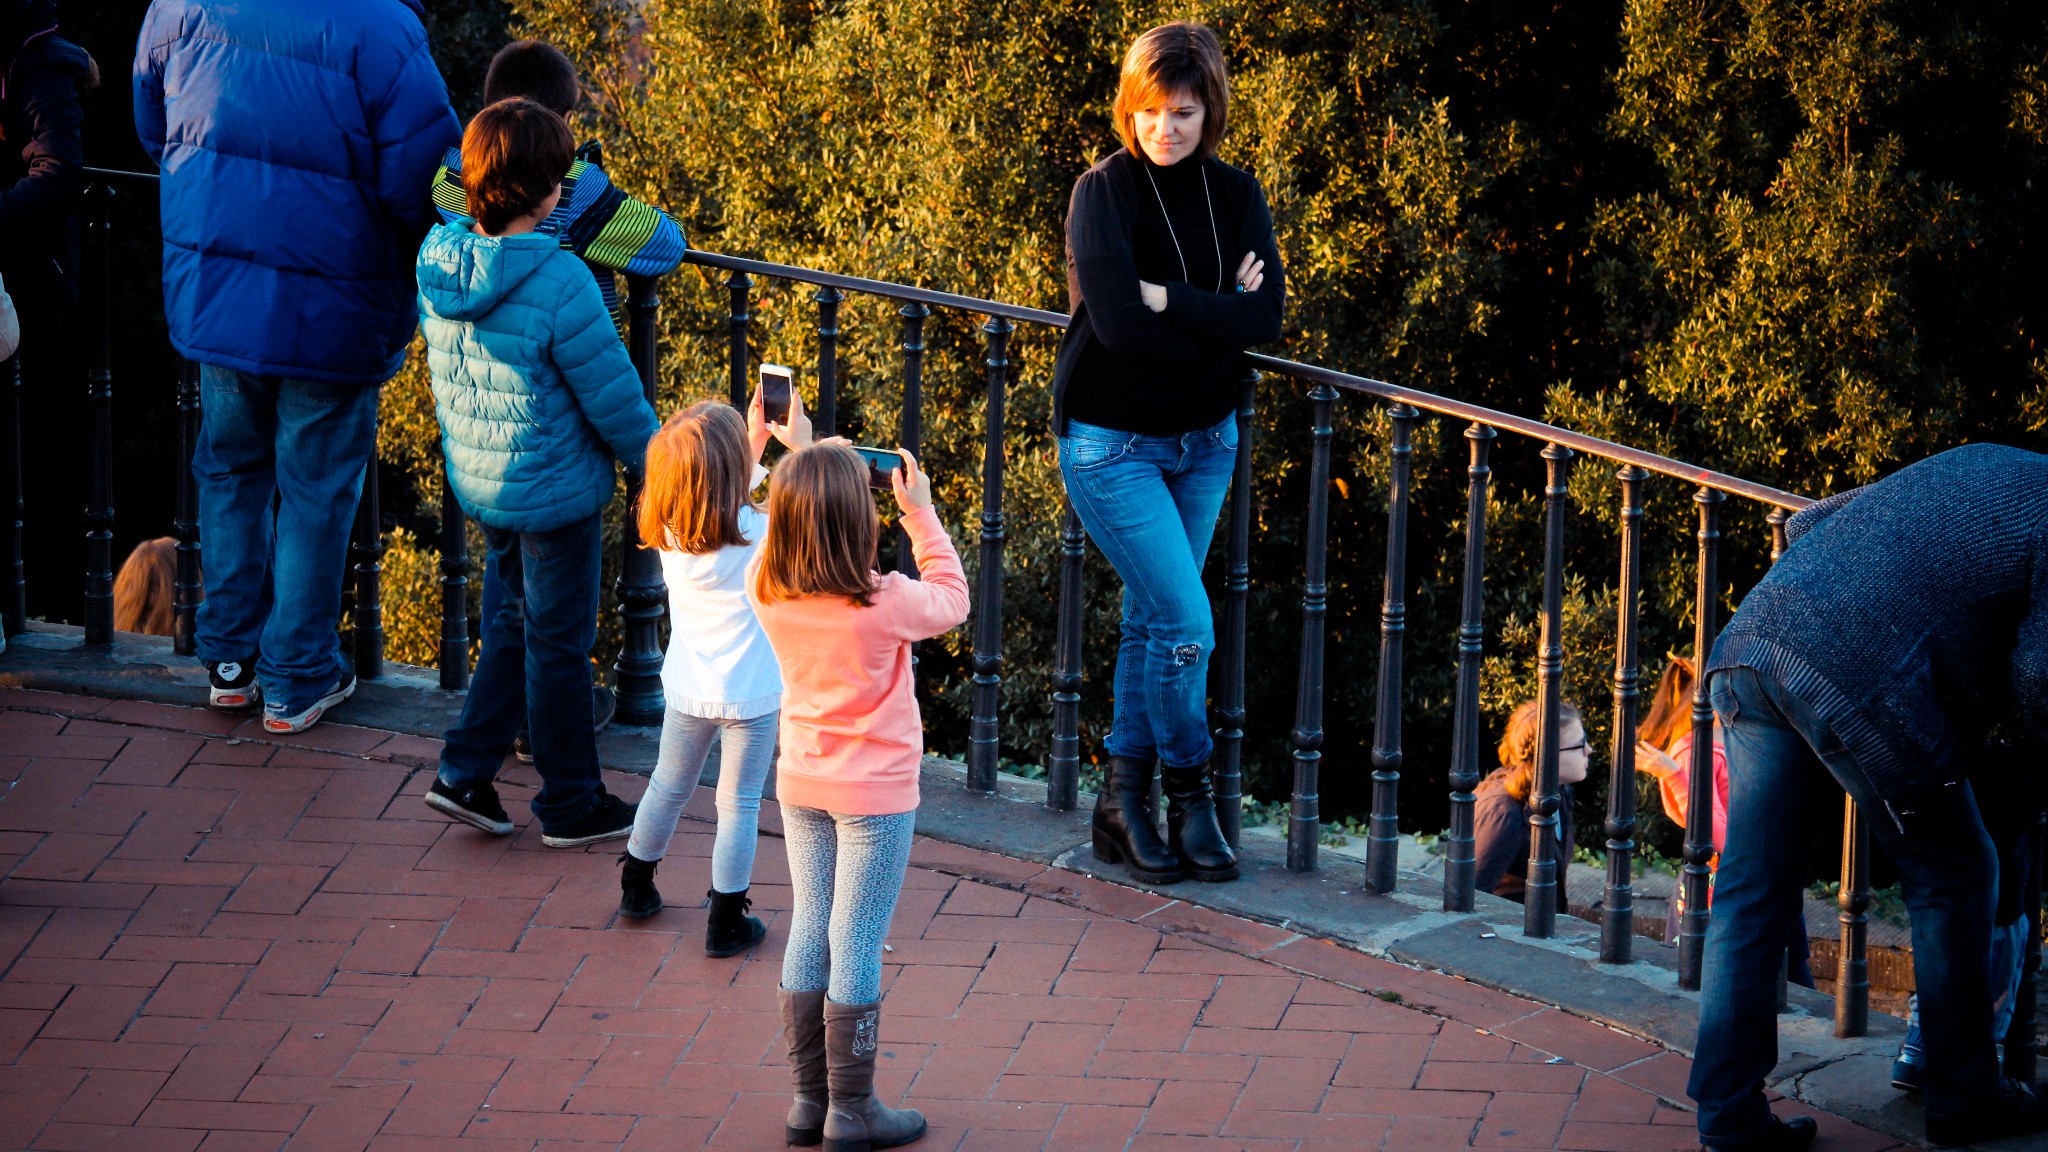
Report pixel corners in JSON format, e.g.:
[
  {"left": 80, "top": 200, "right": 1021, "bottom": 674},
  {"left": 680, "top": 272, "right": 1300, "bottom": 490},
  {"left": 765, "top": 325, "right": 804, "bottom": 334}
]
[
  {"left": 752, "top": 444, "right": 880, "bottom": 608},
  {"left": 1113, "top": 22, "right": 1231, "bottom": 158},
  {"left": 1637, "top": 656, "right": 1697, "bottom": 752},
  {"left": 638, "top": 401, "right": 757, "bottom": 555},
  {"left": 461, "top": 98, "right": 574, "bottom": 235},
  {"left": 114, "top": 536, "right": 181, "bottom": 637},
  {"left": 1496, "top": 698, "right": 1584, "bottom": 804}
]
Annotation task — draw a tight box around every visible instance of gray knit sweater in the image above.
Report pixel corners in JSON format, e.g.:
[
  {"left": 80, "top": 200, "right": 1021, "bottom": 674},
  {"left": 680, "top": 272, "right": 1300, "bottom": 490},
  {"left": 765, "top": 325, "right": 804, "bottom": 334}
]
[{"left": 1708, "top": 444, "right": 2048, "bottom": 811}]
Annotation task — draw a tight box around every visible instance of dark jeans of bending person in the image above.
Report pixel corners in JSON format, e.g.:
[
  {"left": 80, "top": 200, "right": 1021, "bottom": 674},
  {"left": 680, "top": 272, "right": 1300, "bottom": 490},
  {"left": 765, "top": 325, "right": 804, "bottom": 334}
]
[{"left": 1690, "top": 668, "right": 2000, "bottom": 1144}]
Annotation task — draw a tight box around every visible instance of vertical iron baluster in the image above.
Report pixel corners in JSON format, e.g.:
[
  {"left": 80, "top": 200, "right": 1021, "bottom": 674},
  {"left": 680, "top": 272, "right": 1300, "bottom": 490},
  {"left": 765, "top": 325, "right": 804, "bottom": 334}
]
[
  {"left": 1212, "top": 369, "right": 1256, "bottom": 847},
  {"left": 613, "top": 274, "right": 666, "bottom": 724},
  {"left": 2003, "top": 809, "right": 2044, "bottom": 1080},
  {"left": 349, "top": 462, "right": 384, "bottom": 679},
  {"left": 1048, "top": 502, "right": 1084, "bottom": 812},
  {"left": 1768, "top": 508, "right": 1789, "bottom": 563},
  {"left": 896, "top": 303, "right": 928, "bottom": 579},
  {"left": 1288, "top": 380, "right": 1339, "bottom": 872},
  {"left": 726, "top": 270, "right": 752, "bottom": 408},
  {"left": 1602, "top": 466, "right": 1647, "bottom": 963},
  {"left": 1367, "top": 404, "right": 1417, "bottom": 893},
  {"left": 2, "top": 350, "right": 22, "bottom": 637},
  {"left": 1524, "top": 443, "right": 1574, "bottom": 936},
  {"left": 967, "top": 316, "right": 1011, "bottom": 794},
  {"left": 84, "top": 183, "right": 115, "bottom": 644},
  {"left": 1834, "top": 798, "right": 1871, "bottom": 1037},
  {"left": 1767, "top": 505, "right": 1789, "bottom": 1007},
  {"left": 813, "top": 285, "right": 842, "bottom": 437},
  {"left": 1444, "top": 423, "right": 1494, "bottom": 912},
  {"left": 1677, "top": 486, "right": 1725, "bottom": 987},
  {"left": 173, "top": 361, "right": 202, "bottom": 655},
  {"left": 438, "top": 463, "right": 470, "bottom": 692}
]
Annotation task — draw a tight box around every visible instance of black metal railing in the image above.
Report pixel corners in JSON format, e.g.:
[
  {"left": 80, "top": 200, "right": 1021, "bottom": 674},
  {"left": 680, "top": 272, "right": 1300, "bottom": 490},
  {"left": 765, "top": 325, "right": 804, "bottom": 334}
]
[{"left": 18, "top": 168, "right": 2048, "bottom": 1055}]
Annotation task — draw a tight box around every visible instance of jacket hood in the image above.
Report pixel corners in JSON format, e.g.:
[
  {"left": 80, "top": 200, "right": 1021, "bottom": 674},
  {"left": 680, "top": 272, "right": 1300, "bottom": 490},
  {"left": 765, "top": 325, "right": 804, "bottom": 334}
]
[{"left": 417, "top": 222, "right": 558, "bottom": 322}]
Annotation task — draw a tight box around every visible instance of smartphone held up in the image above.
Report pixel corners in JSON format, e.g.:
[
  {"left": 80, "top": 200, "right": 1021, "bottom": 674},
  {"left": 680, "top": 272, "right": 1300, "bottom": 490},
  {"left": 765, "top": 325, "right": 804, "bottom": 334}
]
[
  {"left": 759, "top": 363, "right": 794, "bottom": 425},
  {"left": 853, "top": 446, "right": 904, "bottom": 491}
]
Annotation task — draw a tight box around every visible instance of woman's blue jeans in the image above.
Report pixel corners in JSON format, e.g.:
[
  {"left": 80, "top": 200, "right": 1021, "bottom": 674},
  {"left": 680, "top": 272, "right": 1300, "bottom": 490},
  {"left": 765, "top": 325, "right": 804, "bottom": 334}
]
[
  {"left": 438, "top": 514, "right": 606, "bottom": 833},
  {"left": 1057, "top": 415, "right": 1236, "bottom": 769},
  {"left": 1690, "top": 667, "right": 2000, "bottom": 1144}
]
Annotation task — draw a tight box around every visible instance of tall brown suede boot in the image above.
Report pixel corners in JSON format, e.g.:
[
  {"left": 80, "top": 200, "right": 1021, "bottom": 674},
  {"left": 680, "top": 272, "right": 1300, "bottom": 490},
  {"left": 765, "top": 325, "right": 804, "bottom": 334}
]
[
  {"left": 779, "top": 987, "right": 828, "bottom": 1146},
  {"left": 822, "top": 999, "right": 926, "bottom": 1151}
]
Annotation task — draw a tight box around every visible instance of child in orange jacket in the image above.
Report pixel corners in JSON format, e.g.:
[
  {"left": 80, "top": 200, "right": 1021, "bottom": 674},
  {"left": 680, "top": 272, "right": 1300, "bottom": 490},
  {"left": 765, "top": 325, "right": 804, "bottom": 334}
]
[{"left": 751, "top": 444, "right": 968, "bottom": 1152}]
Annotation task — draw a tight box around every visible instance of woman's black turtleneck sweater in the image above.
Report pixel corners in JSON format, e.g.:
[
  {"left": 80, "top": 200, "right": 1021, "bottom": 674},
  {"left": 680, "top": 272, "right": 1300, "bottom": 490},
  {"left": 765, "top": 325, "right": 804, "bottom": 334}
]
[{"left": 1052, "top": 149, "right": 1285, "bottom": 436}]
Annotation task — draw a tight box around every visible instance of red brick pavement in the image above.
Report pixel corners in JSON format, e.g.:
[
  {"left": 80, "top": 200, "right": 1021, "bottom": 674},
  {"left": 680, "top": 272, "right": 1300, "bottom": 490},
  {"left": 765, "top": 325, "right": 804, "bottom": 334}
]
[{"left": 0, "top": 687, "right": 1904, "bottom": 1151}]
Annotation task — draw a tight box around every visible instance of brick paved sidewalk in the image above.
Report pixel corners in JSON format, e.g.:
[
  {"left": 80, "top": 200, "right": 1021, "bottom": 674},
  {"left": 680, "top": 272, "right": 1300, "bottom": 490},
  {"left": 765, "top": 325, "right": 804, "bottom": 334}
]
[{"left": 0, "top": 687, "right": 1902, "bottom": 1151}]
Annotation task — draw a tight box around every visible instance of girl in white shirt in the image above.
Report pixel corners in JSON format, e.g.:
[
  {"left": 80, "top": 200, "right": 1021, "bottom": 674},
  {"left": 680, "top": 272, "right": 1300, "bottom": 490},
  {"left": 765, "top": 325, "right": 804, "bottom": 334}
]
[{"left": 620, "top": 388, "right": 810, "bottom": 956}]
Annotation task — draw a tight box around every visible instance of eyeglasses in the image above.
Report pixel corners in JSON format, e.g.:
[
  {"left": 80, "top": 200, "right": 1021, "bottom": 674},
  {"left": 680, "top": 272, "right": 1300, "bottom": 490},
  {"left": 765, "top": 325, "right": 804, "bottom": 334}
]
[{"left": 1557, "top": 741, "right": 1589, "bottom": 754}]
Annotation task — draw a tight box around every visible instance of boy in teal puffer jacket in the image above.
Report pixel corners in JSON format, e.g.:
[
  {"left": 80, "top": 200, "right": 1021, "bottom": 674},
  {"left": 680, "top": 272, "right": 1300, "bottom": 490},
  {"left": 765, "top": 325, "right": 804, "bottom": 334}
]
[{"left": 417, "top": 98, "right": 659, "bottom": 848}]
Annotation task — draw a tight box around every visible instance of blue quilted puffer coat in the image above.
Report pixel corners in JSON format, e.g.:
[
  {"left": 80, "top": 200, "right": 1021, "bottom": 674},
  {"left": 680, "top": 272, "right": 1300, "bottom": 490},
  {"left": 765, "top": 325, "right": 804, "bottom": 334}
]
[
  {"left": 133, "top": 0, "right": 459, "bottom": 385},
  {"left": 418, "top": 220, "right": 658, "bottom": 533}
]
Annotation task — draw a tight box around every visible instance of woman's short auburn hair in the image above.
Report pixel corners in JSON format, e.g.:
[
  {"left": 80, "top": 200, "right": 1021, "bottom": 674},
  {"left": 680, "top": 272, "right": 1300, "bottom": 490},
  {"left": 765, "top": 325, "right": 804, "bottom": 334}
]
[
  {"left": 1496, "top": 698, "right": 1585, "bottom": 804},
  {"left": 461, "top": 98, "right": 573, "bottom": 235},
  {"left": 1113, "top": 22, "right": 1231, "bottom": 158},
  {"left": 638, "top": 401, "right": 758, "bottom": 556},
  {"left": 752, "top": 444, "right": 881, "bottom": 608}
]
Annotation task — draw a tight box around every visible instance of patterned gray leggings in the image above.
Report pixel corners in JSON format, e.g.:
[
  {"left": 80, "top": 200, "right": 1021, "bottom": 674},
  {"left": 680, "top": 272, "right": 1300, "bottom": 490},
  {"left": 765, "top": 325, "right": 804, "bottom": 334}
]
[{"left": 780, "top": 805, "right": 915, "bottom": 1004}]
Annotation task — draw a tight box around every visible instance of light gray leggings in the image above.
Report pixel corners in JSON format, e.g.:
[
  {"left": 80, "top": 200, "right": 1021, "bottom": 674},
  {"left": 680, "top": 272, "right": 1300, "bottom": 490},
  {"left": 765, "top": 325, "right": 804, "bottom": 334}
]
[
  {"left": 780, "top": 805, "right": 915, "bottom": 1005},
  {"left": 626, "top": 708, "right": 777, "bottom": 894}
]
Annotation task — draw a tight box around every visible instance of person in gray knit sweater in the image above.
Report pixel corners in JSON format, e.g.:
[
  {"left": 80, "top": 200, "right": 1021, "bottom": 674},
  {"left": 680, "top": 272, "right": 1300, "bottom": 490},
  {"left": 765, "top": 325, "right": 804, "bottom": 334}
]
[{"left": 1690, "top": 443, "right": 2048, "bottom": 1150}]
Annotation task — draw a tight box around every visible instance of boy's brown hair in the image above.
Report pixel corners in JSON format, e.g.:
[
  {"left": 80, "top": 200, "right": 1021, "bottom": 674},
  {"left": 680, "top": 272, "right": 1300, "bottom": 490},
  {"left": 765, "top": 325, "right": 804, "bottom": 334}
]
[
  {"left": 752, "top": 445, "right": 881, "bottom": 608},
  {"left": 1496, "top": 698, "right": 1584, "bottom": 804},
  {"left": 461, "top": 98, "right": 573, "bottom": 235},
  {"left": 638, "top": 401, "right": 758, "bottom": 556},
  {"left": 483, "top": 40, "right": 580, "bottom": 118},
  {"left": 1113, "top": 22, "right": 1231, "bottom": 158}
]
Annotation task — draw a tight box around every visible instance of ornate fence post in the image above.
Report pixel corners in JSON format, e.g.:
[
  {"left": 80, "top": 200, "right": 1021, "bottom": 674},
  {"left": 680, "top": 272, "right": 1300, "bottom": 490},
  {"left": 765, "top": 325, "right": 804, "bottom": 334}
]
[
  {"left": 2, "top": 351, "right": 23, "bottom": 637},
  {"left": 967, "top": 316, "right": 1011, "bottom": 794},
  {"left": 173, "top": 361, "right": 202, "bottom": 655},
  {"left": 612, "top": 273, "right": 667, "bottom": 724},
  {"left": 1288, "top": 380, "right": 1338, "bottom": 872},
  {"left": 813, "top": 285, "right": 842, "bottom": 437},
  {"left": 1602, "top": 466, "right": 1647, "bottom": 963},
  {"left": 1367, "top": 404, "right": 1416, "bottom": 893},
  {"left": 84, "top": 182, "right": 115, "bottom": 644},
  {"left": 896, "top": 302, "right": 928, "bottom": 580},
  {"left": 1048, "top": 502, "right": 1085, "bottom": 812},
  {"left": 438, "top": 466, "right": 470, "bottom": 692},
  {"left": 1524, "top": 443, "right": 1574, "bottom": 937},
  {"left": 1212, "top": 369, "right": 1256, "bottom": 848},
  {"left": 1677, "top": 486, "right": 1724, "bottom": 988},
  {"left": 1834, "top": 799, "right": 1871, "bottom": 1037},
  {"left": 349, "top": 462, "right": 384, "bottom": 680},
  {"left": 726, "top": 270, "right": 752, "bottom": 408},
  {"left": 1444, "top": 423, "right": 1494, "bottom": 912}
]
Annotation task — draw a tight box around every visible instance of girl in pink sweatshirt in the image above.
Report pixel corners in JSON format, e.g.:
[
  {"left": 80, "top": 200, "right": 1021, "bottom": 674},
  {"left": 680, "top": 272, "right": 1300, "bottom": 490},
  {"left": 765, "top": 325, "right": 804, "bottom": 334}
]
[{"left": 751, "top": 443, "right": 968, "bottom": 1152}]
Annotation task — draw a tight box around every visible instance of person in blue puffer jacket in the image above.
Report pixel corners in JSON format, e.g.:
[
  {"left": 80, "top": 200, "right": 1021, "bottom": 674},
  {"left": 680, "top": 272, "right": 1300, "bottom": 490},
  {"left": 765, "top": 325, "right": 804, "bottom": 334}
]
[
  {"left": 418, "top": 98, "right": 658, "bottom": 850},
  {"left": 133, "top": 0, "right": 460, "bottom": 733}
]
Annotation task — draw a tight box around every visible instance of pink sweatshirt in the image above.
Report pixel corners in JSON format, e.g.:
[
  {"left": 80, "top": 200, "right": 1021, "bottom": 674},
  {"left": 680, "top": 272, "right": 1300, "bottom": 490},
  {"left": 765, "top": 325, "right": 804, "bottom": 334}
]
[{"left": 752, "top": 505, "right": 971, "bottom": 815}]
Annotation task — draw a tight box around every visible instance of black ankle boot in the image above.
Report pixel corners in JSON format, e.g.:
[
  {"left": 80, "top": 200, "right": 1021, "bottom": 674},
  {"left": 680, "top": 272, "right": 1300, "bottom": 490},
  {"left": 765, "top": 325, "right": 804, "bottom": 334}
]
[
  {"left": 1091, "top": 757, "right": 1184, "bottom": 883},
  {"left": 705, "top": 888, "right": 766, "bottom": 958},
  {"left": 618, "top": 852, "right": 662, "bottom": 918},
  {"left": 1163, "top": 762, "right": 1239, "bottom": 882}
]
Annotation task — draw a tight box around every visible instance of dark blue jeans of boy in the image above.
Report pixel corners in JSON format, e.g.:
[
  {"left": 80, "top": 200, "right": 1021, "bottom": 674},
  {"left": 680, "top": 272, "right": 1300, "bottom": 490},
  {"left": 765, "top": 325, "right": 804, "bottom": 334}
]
[
  {"left": 437, "top": 514, "right": 605, "bottom": 833},
  {"left": 1690, "top": 667, "right": 2000, "bottom": 1145},
  {"left": 192, "top": 367, "right": 378, "bottom": 714},
  {"left": 1057, "top": 415, "right": 1236, "bottom": 770}
]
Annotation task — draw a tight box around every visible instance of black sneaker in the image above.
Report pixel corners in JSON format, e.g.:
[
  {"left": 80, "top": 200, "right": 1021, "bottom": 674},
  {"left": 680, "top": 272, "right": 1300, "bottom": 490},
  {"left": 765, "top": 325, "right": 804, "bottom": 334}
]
[
  {"left": 541, "top": 791, "right": 636, "bottom": 849},
  {"left": 1889, "top": 1056, "right": 1921, "bottom": 1093},
  {"left": 1702, "top": 1115, "right": 1816, "bottom": 1152},
  {"left": 208, "top": 658, "right": 260, "bottom": 711},
  {"left": 424, "top": 778, "right": 515, "bottom": 835},
  {"left": 1926, "top": 1078, "right": 2048, "bottom": 1146},
  {"left": 515, "top": 686, "right": 617, "bottom": 763}
]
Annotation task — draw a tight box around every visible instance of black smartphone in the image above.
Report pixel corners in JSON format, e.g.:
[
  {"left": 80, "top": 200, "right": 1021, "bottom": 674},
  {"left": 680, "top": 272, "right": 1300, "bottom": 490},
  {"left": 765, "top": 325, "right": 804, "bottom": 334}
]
[
  {"left": 760, "top": 363, "right": 794, "bottom": 425},
  {"left": 853, "top": 446, "right": 903, "bottom": 491}
]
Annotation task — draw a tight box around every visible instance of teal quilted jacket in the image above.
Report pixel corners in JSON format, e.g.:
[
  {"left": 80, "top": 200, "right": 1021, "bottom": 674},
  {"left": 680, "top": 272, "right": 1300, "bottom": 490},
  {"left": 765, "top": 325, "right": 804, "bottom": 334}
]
[{"left": 417, "top": 221, "right": 658, "bottom": 531}]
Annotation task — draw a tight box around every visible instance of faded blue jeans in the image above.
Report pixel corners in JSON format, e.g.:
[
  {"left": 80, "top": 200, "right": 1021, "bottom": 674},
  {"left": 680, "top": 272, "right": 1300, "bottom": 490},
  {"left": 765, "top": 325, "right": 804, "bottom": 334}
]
[
  {"left": 1058, "top": 415, "right": 1236, "bottom": 769},
  {"left": 627, "top": 708, "right": 778, "bottom": 893},
  {"left": 192, "top": 367, "right": 378, "bottom": 714},
  {"left": 1691, "top": 667, "right": 2000, "bottom": 1144}
]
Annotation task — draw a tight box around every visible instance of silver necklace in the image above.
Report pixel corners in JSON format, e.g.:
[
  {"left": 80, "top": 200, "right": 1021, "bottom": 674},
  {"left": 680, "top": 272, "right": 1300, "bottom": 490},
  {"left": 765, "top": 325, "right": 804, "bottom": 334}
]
[{"left": 1142, "top": 160, "right": 1224, "bottom": 293}]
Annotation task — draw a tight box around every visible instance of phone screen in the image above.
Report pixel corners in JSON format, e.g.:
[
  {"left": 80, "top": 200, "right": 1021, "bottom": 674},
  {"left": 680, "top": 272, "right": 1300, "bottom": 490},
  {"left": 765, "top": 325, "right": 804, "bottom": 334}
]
[
  {"left": 760, "top": 364, "right": 793, "bottom": 425},
  {"left": 853, "top": 446, "right": 902, "bottom": 491}
]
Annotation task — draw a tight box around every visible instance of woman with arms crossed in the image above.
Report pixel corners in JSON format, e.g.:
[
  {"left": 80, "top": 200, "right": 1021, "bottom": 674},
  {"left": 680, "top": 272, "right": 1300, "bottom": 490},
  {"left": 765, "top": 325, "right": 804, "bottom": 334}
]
[{"left": 1054, "top": 22, "right": 1285, "bottom": 884}]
